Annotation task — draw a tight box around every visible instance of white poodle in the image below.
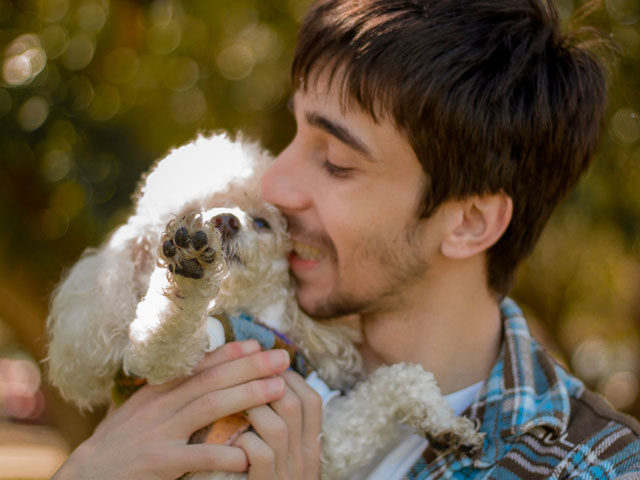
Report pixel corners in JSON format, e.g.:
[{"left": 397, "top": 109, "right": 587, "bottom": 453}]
[{"left": 47, "top": 133, "right": 482, "bottom": 480}]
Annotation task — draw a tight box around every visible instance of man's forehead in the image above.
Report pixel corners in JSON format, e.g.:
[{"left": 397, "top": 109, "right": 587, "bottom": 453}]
[
  {"left": 293, "top": 83, "right": 412, "bottom": 155},
  {"left": 290, "top": 75, "right": 392, "bottom": 132},
  {"left": 293, "top": 60, "right": 397, "bottom": 125},
  {"left": 289, "top": 89, "right": 379, "bottom": 160}
]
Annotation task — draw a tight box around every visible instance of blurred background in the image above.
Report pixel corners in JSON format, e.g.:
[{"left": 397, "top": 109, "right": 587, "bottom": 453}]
[{"left": 0, "top": 0, "right": 638, "bottom": 477}]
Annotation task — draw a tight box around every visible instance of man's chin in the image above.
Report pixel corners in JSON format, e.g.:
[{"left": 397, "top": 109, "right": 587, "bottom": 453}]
[
  {"left": 295, "top": 290, "right": 328, "bottom": 319},
  {"left": 295, "top": 288, "right": 365, "bottom": 319}
]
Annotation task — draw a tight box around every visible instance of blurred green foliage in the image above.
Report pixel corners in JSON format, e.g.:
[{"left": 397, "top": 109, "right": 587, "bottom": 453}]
[
  {"left": 514, "top": 0, "right": 640, "bottom": 416},
  {"left": 0, "top": 0, "right": 639, "bottom": 434},
  {"left": 0, "top": 0, "right": 305, "bottom": 282}
]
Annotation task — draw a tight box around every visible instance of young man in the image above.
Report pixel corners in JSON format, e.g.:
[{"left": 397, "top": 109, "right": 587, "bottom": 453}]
[{"left": 54, "top": 0, "right": 640, "bottom": 479}]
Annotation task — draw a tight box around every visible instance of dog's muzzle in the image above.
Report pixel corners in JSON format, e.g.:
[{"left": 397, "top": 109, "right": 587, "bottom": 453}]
[{"left": 213, "top": 213, "right": 240, "bottom": 240}]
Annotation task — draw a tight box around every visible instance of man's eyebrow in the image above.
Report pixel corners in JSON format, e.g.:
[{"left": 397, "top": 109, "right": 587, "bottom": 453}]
[{"left": 305, "top": 111, "right": 373, "bottom": 158}]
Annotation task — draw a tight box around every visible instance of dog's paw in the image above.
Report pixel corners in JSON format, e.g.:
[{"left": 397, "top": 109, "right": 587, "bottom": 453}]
[{"left": 159, "top": 213, "right": 222, "bottom": 280}]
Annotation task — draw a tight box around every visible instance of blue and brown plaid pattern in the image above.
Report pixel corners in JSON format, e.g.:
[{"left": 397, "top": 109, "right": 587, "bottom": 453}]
[{"left": 406, "top": 298, "right": 640, "bottom": 479}]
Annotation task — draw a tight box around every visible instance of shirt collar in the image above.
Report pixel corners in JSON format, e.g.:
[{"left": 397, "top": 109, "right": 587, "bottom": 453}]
[{"left": 464, "top": 297, "right": 583, "bottom": 467}]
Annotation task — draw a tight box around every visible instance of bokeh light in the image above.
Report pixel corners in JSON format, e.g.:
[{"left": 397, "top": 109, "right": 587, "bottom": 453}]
[
  {"left": 62, "top": 33, "right": 95, "bottom": 71},
  {"left": 247, "top": 24, "right": 283, "bottom": 63},
  {"left": 220, "top": 5, "right": 259, "bottom": 36},
  {"left": 147, "top": 22, "right": 182, "bottom": 55},
  {"left": 134, "top": 54, "right": 163, "bottom": 90},
  {"left": 612, "top": 25, "right": 640, "bottom": 58},
  {"left": 605, "top": 0, "right": 640, "bottom": 25},
  {"left": 87, "top": 83, "right": 120, "bottom": 121},
  {"left": 170, "top": 87, "right": 207, "bottom": 125},
  {"left": 39, "top": 24, "right": 69, "bottom": 59},
  {"left": 2, "top": 34, "right": 47, "bottom": 87},
  {"left": 75, "top": 0, "right": 108, "bottom": 33},
  {"left": 231, "top": 75, "right": 284, "bottom": 112},
  {"left": 149, "top": 0, "right": 175, "bottom": 27},
  {"left": 2, "top": 0, "right": 640, "bottom": 465},
  {"left": 41, "top": 150, "right": 72, "bottom": 182},
  {"left": 555, "top": 0, "right": 575, "bottom": 21},
  {"left": 17, "top": 96, "right": 50, "bottom": 131},
  {"left": 67, "top": 75, "right": 94, "bottom": 110},
  {"left": 572, "top": 336, "right": 612, "bottom": 383},
  {"left": 50, "top": 180, "right": 86, "bottom": 220},
  {"left": 600, "top": 371, "right": 640, "bottom": 409},
  {"left": 40, "top": 64, "right": 62, "bottom": 93},
  {"left": 38, "top": 0, "right": 70, "bottom": 23},
  {"left": 103, "top": 48, "right": 139, "bottom": 85},
  {"left": 216, "top": 43, "right": 255, "bottom": 80},
  {"left": 39, "top": 207, "right": 70, "bottom": 240},
  {"left": 610, "top": 107, "right": 640, "bottom": 144},
  {"left": 163, "top": 56, "right": 199, "bottom": 92}
]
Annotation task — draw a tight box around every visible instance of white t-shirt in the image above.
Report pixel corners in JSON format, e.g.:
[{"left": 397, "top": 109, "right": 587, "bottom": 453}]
[{"left": 348, "top": 380, "right": 484, "bottom": 480}]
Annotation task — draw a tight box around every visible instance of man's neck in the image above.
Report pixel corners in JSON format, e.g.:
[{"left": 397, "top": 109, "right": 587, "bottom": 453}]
[{"left": 357, "top": 257, "right": 503, "bottom": 395}]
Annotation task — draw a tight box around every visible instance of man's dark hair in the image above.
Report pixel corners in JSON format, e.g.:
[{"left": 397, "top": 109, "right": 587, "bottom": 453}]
[{"left": 291, "top": 0, "right": 609, "bottom": 294}]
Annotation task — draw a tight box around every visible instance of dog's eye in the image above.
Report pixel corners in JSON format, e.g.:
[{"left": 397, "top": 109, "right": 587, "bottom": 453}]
[{"left": 252, "top": 217, "right": 271, "bottom": 230}]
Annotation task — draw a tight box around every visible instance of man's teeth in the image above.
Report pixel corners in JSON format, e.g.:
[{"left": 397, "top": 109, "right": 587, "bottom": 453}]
[{"left": 293, "top": 241, "right": 325, "bottom": 261}]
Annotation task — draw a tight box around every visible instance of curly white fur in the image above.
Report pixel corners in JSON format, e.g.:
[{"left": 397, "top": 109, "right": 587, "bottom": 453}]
[
  {"left": 46, "top": 133, "right": 482, "bottom": 480},
  {"left": 322, "top": 363, "right": 483, "bottom": 478}
]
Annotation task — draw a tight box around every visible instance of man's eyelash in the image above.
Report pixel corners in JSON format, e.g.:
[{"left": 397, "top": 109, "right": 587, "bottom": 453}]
[{"left": 324, "top": 161, "right": 352, "bottom": 178}]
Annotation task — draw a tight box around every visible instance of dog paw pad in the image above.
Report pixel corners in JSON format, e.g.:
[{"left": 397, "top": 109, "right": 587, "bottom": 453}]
[
  {"left": 162, "top": 239, "right": 176, "bottom": 258},
  {"left": 174, "top": 258, "right": 204, "bottom": 279},
  {"left": 191, "top": 230, "right": 208, "bottom": 250},
  {"left": 174, "top": 227, "right": 190, "bottom": 248},
  {"left": 159, "top": 213, "right": 221, "bottom": 280}
]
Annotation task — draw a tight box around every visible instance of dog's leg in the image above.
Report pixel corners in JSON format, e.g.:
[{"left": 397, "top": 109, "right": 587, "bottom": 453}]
[
  {"left": 124, "top": 213, "right": 224, "bottom": 384},
  {"left": 287, "top": 302, "right": 364, "bottom": 391},
  {"left": 47, "top": 222, "right": 152, "bottom": 410},
  {"left": 320, "top": 363, "right": 483, "bottom": 480}
]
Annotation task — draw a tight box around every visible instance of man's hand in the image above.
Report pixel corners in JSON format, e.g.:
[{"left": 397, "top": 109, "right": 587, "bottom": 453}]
[
  {"left": 52, "top": 340, "right": 290, "bottom": 480},
  {"left": 234, "top": 370, "right": 323, "bottom": 480}
]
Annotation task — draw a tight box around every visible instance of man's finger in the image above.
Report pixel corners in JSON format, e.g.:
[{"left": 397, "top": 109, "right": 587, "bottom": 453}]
[
  {"left": 235, "top": 431, "right": 276, "bottom": 480},
  {"left": 246, "top": 403, "right": 291, "bottom": 479},
  {"left": 268, "top": 383, "right": 304, "bottom": 476},
  {"left": 166, "top": 376, "right": 286, "bottom": 437},
  {"left": 174, "top": 444, "right": 249, "bottom": 474},
  {"left": 192, "top": 340, "right": 262, "bottom": 374},
  {"left": 160, "top": 349, "right": 290, "bottom": 413},
  {"left": 281, "top": 370, "right": 323, "bottom": 471}
]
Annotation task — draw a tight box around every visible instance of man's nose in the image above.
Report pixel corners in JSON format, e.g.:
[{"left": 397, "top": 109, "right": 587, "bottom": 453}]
[{"left": 261, "top": 143, "right": 310, "bottom": 211}]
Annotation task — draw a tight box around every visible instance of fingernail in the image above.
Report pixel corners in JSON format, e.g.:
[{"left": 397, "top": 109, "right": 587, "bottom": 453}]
[
  {"left": 270, "top": 349, "right": 289, "bottom": 369},
  {"left": 242, "top": 340, "right": 260, "bottom": 354}
]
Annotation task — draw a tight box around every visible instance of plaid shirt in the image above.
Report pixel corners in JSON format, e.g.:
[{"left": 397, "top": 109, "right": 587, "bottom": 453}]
[{"left": 406, "top": 298, "right": 640, "bottom": 479}]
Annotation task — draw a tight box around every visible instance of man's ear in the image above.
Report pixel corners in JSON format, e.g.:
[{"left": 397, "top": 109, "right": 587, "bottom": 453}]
[{"left": 440, "top": 193, "right": 513, "bottom": 259}]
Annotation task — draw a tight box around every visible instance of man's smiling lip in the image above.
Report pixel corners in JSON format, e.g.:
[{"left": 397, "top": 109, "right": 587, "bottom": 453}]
[
  {"left": 292, "top": 240, "right": 325, "bottom": 260},
  {"left": 289, "top": 240, "right": 326, "bottom": 273}
]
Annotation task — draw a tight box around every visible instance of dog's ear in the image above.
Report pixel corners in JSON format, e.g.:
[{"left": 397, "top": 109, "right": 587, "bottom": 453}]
[{"left": 439, "top": 192, "right": 512, "bottom": 259}]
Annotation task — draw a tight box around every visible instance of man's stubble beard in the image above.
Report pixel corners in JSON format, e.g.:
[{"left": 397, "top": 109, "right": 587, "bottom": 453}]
[{"left": 296, "top": 221, "right": 429, "bottom": 320}]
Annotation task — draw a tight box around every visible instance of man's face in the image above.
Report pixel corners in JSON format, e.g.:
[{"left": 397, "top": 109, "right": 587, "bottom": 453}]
[{"left": 261, "top": 72, "right": 442, "bottom": 318}]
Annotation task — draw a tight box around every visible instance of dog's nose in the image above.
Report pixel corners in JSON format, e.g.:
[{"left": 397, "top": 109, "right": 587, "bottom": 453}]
[{"left": 213, "top": 213, "right": 240, "bottom": 238}]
